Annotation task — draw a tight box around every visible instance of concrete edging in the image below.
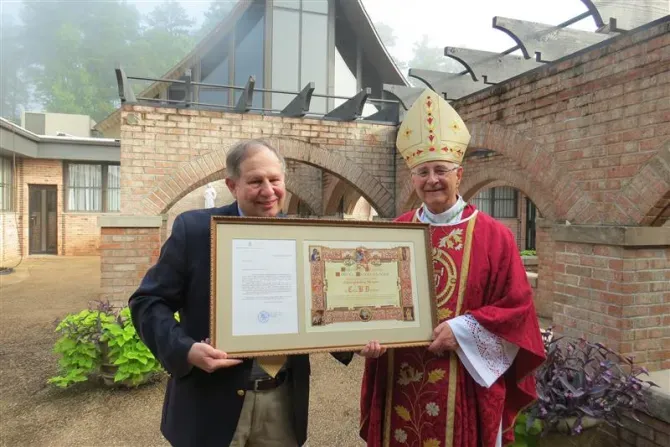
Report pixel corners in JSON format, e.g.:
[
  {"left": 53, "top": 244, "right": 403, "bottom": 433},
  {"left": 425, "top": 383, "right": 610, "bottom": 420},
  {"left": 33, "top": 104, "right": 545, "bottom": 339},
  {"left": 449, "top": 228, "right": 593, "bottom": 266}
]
[{"left": 551, "top": 225, "right": 670, "bottom": 247}]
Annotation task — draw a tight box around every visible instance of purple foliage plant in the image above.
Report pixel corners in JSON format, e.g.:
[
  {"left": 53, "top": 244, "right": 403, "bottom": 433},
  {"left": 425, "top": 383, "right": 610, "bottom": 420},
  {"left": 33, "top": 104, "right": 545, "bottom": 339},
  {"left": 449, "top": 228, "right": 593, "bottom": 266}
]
[{"left": 526, "top": 327, "right": 658, "bottom": 437}]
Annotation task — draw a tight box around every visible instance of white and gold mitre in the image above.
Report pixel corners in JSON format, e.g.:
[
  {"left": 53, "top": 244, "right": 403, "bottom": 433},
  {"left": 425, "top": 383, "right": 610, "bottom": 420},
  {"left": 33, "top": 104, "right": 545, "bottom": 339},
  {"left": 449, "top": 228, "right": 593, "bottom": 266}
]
[{"left": 396, "top": 88, "right": 471, "bottom": 169}]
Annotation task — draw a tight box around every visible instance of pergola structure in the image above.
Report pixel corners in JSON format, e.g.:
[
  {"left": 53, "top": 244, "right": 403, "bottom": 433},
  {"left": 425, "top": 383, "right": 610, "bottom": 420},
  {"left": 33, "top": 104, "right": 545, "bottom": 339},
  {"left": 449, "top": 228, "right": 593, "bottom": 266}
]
[{"left": 384, "top": 0, "right": 669, "bottom": 109}]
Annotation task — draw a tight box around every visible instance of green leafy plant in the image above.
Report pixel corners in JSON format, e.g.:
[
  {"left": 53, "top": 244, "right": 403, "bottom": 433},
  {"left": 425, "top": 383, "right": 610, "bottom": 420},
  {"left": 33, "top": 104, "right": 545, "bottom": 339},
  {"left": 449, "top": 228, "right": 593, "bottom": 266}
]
[
  {"left": 48, "top": 300, "right": 166, "bottom": 388},
  {"left": 520, "top": 249, "right": 537, "bottom": 256},
  {"left": 511, "top": 412, "right": 543, "bottom": 447}
]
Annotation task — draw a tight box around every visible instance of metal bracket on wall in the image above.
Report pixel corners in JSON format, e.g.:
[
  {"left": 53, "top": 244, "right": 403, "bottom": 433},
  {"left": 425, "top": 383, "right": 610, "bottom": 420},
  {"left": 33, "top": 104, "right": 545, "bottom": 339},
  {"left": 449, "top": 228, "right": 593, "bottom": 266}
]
[
  {"left": 235, "top": 76, "right": 256, "bottom": 113},
  {"left": 115, "top": 65, "right": 137, "bottom": 104},
  {"left": 281, "top": 82, "right": 315, "bottom": 118},
  {"left": 324, "top": 88, "right": 371, "bottom": 121}
]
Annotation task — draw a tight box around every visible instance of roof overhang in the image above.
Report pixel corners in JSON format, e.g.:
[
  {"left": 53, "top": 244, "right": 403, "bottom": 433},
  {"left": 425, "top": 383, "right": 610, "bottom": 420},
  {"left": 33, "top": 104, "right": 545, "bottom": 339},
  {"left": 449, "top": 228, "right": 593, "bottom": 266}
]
[{"left": 0, "top": 118, "right": 119, "bottom": 162}]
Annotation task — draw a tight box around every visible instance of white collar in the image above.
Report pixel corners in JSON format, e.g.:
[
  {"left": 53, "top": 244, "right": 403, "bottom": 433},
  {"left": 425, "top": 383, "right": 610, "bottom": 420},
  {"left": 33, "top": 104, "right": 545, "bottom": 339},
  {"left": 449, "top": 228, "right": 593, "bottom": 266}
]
[{"left": 418, "top": 196, "right": 467, "bottom": 225}]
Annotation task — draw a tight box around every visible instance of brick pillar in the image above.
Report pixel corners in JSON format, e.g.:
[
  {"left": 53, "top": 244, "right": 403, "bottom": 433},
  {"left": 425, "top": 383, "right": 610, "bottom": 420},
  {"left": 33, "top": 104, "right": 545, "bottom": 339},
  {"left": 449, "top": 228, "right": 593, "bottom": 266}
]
[
  {"left": 98, "top": 216, "right": 162, "bottom": 307},
  {"left": 534, "top": 218, "right": 555, "bottom": 319},
  {"left": 551, "top": 225, "right": 670, "bottom": 372}
]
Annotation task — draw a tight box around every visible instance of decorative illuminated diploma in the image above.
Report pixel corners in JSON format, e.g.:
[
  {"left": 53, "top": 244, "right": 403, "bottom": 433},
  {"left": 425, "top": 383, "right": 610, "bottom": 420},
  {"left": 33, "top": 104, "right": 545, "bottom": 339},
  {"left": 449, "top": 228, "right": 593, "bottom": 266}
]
[
  {"left": 307, "top": 244, "right": 415, "bottom": 326},
  {"left": 231, "top": 239, "right": 299, "bottom": 336}
]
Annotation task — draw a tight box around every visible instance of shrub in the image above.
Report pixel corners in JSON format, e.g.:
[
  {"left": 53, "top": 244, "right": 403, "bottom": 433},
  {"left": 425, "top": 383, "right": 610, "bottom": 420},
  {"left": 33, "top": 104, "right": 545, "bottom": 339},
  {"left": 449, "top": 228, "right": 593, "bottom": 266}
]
[{"left": 48, "top": 300, "right": 165, "bottom": 388}]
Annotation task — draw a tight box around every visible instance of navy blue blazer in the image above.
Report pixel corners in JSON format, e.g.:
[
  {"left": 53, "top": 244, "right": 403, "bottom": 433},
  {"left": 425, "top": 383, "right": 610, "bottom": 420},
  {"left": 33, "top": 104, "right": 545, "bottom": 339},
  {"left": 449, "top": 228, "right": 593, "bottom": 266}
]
[{"left": 129, "top": 201, "right": 352, "bottom": 447}]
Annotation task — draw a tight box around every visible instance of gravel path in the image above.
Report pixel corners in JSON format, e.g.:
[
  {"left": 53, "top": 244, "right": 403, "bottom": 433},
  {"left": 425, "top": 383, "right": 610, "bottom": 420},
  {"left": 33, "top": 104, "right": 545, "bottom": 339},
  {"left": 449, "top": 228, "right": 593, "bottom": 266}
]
[{"left": 0, "top": 257, "right": 365, "bottom": 447}]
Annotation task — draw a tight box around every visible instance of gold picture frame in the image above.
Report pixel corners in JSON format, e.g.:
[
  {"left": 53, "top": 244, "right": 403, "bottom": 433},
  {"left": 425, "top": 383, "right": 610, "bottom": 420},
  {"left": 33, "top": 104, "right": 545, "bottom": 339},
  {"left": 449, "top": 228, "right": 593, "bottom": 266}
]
[{"left": 210, "top": 216, "right": 437, "bottom": 358}]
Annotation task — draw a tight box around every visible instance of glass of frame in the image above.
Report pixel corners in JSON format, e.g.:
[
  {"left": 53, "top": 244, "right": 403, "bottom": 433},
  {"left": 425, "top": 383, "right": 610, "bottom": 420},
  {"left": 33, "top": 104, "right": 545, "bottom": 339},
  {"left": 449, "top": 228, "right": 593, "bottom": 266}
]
[{"left": 209, "top": 216, "right": 437, "bottom": 358}]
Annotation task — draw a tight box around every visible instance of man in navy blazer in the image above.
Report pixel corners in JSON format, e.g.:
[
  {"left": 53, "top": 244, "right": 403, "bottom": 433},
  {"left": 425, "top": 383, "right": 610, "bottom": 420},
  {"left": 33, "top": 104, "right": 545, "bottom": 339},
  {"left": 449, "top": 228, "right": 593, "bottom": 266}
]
[{"left": 129, "top": 139, "right": 385, "bottom": 447}]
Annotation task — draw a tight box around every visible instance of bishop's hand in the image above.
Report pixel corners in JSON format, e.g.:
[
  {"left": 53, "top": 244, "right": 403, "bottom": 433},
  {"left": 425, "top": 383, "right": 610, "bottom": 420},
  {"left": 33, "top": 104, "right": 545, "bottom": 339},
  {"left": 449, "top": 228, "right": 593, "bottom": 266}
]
[
  {"left": 428, "top": 320, "right": 459, "bottom": 355},
  {"left": 358, "top": 340, "right": 387, "bottom": 358}
]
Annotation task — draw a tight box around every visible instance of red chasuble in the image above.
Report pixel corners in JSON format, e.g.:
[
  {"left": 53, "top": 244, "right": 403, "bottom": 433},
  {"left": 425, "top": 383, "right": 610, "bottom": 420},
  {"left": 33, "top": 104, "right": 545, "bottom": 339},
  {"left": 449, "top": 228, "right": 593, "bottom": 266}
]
[{"left": 359, "top": 204, "right": 545, "bottom": 447}]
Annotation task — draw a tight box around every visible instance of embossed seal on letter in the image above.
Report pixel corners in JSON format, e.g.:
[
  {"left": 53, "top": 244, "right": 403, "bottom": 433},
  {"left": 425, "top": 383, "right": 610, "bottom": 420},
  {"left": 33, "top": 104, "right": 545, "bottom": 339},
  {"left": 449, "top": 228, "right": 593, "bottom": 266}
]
[{"left": 258, "top": 310, "right": 270, "bottom": 323}]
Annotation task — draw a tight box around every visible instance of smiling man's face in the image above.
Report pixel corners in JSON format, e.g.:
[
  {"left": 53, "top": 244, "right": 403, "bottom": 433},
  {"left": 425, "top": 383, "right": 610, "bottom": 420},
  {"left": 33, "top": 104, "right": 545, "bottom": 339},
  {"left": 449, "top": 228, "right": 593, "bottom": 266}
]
[
  {"left": 410, "top": 161, "right": 462, "bottom": 214},
  {"left": 225, "top": 145, "right": 286, "bottom": 217}
]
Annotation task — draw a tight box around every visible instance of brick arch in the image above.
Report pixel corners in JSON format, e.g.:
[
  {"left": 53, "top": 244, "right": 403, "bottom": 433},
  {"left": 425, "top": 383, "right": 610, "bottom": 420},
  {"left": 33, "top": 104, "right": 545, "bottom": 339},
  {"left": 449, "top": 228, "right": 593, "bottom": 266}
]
[
  {"left": 323, "top": 176, "right": 347, "bottom": 215},
  {"left": 396, "top": 123, "right": 593, "bottom": 222},
  {"left": 614, "top": 139, "right": 670, "bottom": 226},
  {"left": 466, "top": 122, "right": 593, "bottom": 222},
  {"left": 286, "top": 193, "right": 313, "bottom": 215},
  {"left": 343, "top": 189, "right": 363, "bottom": 214},
  {"left": 140, "top": 138, "right": 394, "bottom": 217},
  {"left": 285, "top": 176, "right": 321, "bottom": 215},
  {"left": 398, "top": 180, "right": 418, "bottom": 213},
  {"left": 460, "top": 168, "right": 557, "bottom": 220}
]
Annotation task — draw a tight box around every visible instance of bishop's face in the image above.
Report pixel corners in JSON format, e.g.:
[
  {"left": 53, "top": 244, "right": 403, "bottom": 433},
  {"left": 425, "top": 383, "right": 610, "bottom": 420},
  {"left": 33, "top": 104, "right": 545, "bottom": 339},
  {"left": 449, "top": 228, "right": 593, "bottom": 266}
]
[{"left": 410, "top": 161, "right": 462, "bottom": 214}]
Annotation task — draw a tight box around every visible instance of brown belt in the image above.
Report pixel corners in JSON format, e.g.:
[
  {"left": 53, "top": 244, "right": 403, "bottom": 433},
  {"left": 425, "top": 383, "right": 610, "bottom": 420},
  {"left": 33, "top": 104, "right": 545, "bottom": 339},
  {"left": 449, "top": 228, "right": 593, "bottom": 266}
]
[{"left": 246, "top": 370, "right": 288, "bottom": 391}]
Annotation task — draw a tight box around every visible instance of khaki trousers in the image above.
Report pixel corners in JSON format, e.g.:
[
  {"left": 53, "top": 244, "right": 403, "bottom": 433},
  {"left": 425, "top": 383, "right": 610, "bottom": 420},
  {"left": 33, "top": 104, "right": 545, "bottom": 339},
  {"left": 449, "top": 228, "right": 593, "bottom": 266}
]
[{"left": 229, "top": 381, "right": 298, "bottom": 447}]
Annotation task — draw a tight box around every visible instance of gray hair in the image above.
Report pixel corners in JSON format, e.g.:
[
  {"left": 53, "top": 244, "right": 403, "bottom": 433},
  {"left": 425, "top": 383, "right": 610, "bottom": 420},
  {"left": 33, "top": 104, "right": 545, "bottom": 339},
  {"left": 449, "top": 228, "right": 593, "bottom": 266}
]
[{"left": 225, "top": 139, "right": 286, "bottom": 179}]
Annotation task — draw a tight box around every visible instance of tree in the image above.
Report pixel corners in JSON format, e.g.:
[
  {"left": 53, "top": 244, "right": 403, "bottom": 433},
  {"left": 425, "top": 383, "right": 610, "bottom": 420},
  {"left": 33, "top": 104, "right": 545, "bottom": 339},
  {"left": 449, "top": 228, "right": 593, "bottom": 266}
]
[
  {"left": 373, "top": 21, "right": 407, "bottom": 70},
  {"left": 198, "top": 0, "right": 236, "bottom": 38},
  {"left": 407, "top": 34, "right": 463, "bottom": 74},
  {"left": 134, "top": 0, "right": 197, "bottom": 80},
  {"left": 374, "top": 22, "right": 397, "bottom": 48},
  {"left": 0, "top": 14, "right": 30, "bottom": 122},
  {"left": 145, "top": 0, "right": 195, "bottom": 35},
  {"left": 19, "top": 0, "right": 143, "bottom": 121}
]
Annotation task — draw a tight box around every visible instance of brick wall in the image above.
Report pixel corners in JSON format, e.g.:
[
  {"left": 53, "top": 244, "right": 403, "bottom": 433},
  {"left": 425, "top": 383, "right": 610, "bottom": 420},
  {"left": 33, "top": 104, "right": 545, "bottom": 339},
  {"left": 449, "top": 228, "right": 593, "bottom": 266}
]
[
  {"left": 591, "top": 387, "right": 670, "bottom": 447},
  {"left": 552, "top": 243, "right": 670, "bottom": 371},
  {"left": 0, "top": 213, "right": 20, "bottom": 267},
  {"left": 453, "top": 19, "right": 670, "bottom": 227},
  {"left": 533, "top": 224, "right": 555, "bottom": 319},
  {"left": 15, "top": 159, "right": 111, "bottom": 256},
  {"left": 62, "top": 214, "right": 101, "bottom": 255},
  {"left": 119, "top": 107, "right": 396, "bottom": 217},
  {"left": 99, "top": 226, "right": 160, "bottom": 305}
]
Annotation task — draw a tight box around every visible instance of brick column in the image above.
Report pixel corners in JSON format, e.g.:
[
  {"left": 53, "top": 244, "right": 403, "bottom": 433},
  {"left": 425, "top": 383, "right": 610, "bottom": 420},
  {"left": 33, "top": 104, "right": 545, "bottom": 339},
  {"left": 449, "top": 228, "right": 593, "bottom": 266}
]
[
  {"left": 98, "top": 216, "right": 163, "bottom": 307},
  {"left": 551, "top": 225, "right": 670, "bottom": 372},
  {"left": 534, "top": 218, "right": 555, "bottom": 319}
]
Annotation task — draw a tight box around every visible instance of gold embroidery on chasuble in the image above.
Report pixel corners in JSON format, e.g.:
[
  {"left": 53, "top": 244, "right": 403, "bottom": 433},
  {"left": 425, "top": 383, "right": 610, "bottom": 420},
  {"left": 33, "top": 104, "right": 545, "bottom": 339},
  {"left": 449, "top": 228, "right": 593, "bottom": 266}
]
[{"left": 383, "top": 213, "right": 477, "bottom": 447}]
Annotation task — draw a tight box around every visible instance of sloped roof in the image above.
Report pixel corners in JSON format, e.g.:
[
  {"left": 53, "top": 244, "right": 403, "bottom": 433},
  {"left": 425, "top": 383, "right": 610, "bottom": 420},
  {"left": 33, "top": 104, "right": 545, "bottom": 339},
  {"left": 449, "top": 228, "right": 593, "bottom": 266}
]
[{"left": 95, "top": 0, "right": 408, "bottom": 134}]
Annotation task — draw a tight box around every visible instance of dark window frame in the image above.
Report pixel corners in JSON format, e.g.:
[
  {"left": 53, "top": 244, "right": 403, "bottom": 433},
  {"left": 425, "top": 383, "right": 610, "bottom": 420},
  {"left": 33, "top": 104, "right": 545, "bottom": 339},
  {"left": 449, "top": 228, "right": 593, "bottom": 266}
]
[
  {"left": 63, "top": 161, "right": 120, "bottom": 213},
  {"left": 471, "top": 186, "right": 518, "bottom": 219},
  {"left": 0, "top": 156, "right": 14, "bottom": 212}
]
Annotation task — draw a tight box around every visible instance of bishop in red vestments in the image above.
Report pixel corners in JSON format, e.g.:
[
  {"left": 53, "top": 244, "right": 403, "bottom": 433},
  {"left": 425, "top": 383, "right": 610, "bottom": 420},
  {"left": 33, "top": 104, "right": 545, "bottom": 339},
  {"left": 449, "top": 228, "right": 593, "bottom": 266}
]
[{"left": 358, "top": 89, "right": 546, "bottom": 447}]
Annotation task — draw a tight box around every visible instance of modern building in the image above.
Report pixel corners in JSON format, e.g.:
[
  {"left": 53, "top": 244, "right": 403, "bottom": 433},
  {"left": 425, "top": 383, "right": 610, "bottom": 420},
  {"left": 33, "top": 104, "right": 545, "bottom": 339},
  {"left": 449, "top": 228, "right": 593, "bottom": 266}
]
[{"left": 0, "top": 114, "right": 119, "bottom": 267}]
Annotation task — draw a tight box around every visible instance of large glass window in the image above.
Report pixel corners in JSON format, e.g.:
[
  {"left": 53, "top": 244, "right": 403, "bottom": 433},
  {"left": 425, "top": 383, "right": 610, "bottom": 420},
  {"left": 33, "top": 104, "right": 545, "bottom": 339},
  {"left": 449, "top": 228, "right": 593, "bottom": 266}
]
[
  {"left": 200, "top": 57, "right": 229, "bottom": 107},
  {"left": 471, "top": 186, "right": 518, "bottom": 218},
  {"left": 234, "top": 1, "right": 265, "bottom": 107},
  {"left": 271, "top": 8, "right": 300, "bottom": 109},
  {"left": 271, "top": 0, "right": 330, "bottom": 113},
  {"left": 65, "top": 162, "right": 120, "bottom": 212},
  {"left": 300, "top": 11, "right": 328, "bottom": 113},
  {"left": 0, "top": 156, "right": 13, "bottom": 211}
]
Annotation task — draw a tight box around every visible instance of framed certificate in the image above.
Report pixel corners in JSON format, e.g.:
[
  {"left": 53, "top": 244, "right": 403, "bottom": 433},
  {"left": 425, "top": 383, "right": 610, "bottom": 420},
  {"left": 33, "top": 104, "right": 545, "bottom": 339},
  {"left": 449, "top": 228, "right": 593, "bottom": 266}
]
[{"left": 210, "top": 216, "right": 436, "bottom": 358}]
